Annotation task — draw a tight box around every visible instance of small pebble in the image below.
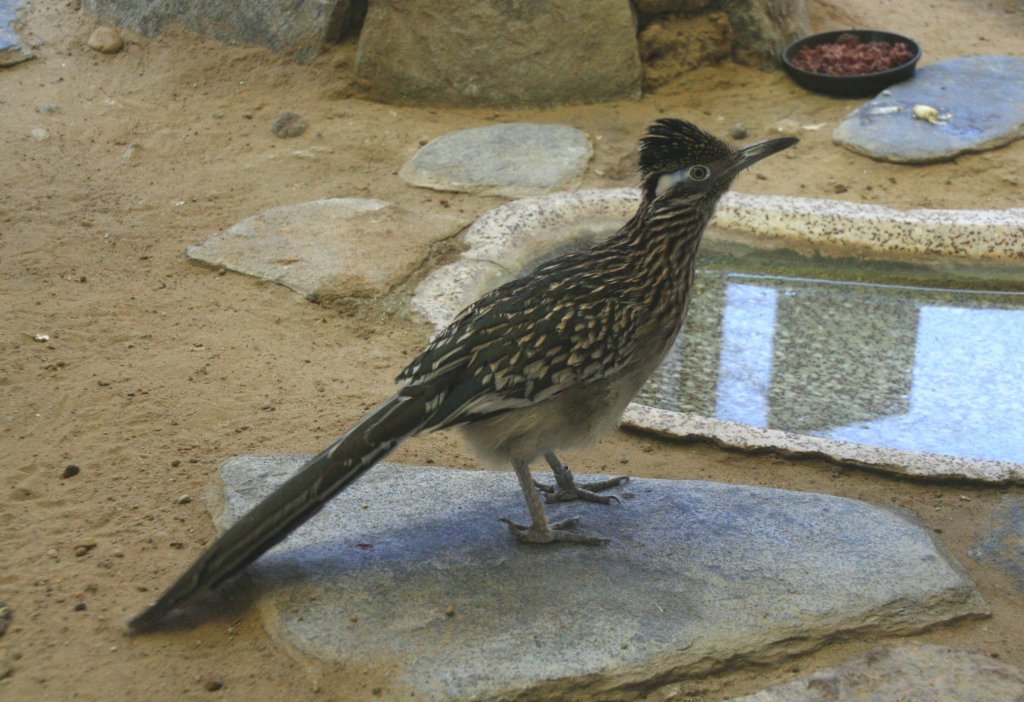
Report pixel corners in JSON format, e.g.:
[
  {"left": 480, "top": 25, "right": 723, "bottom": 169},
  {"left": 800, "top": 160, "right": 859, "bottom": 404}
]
[
  {"left": 443, "top": 605, "right": 455, "bottom": 617},
  {"left": 74, "top": 541, "right": 97, "bottom": 557},
  {"left": 38, "top": 103, "right": 61, "bottom": 113},
  {"left": 771, "top": 118, "right": 801, "bottom": 137},
  {"left": 61, "top": 464, "right": 80, "bottom": 479},
  {"left": 205, "top": 680, "right": 224, "bottom": 692},
  {"left": 176, "top": 494, "right": 192, "bottom": 505},
  {"left": 271, "top": 112, "right": 309, "bottom": 138},
  {"left": 74, "top": 602, "right": 86, "bottom": 612},
  {"left": 171, "top": 459, "right": 181, "bottom": 467},
  {"left": 88, "top": 26, "right": 124, "bottom": 54},
  {"left": 30, "top": 128, "right": 49, "bottom": 141},
  {"left": 729, "top": 123, "right": 748, "bottom": 139}
]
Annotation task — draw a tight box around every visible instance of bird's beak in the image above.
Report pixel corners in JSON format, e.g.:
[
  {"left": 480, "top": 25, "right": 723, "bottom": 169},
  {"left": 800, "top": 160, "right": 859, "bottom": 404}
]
[{"left": 723, "top": 136, "right": 798, "bottom": 180}]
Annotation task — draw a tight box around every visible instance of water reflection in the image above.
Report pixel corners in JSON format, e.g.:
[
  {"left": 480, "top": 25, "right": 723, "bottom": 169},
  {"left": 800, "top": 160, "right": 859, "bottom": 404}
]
[{"left": 637, "top": 273, "right": 1024, "bottom": 464}]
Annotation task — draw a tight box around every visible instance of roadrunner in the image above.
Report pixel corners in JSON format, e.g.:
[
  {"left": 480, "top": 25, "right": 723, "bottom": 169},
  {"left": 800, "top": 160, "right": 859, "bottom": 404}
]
[{"left": 129, "top": 119, "right": 796, "bottom": 630}]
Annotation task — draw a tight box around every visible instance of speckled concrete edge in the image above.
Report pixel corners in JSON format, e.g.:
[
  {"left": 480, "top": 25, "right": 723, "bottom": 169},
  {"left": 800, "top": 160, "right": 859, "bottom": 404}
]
[
  {"left": 410, "top": 188, "right": 1024, "bottom": 483},
  {"left": 719, "top": 192, "right": 1024, "bottom": 260},
  {"left": 623, "top": 405, "right": 1024, "bottom": 483}
]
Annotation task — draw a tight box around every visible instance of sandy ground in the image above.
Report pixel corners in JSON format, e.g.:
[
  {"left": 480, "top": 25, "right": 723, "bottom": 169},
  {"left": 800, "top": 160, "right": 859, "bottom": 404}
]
[{"left": 2, "top": 1, "right": 1023, "bottom": 700}]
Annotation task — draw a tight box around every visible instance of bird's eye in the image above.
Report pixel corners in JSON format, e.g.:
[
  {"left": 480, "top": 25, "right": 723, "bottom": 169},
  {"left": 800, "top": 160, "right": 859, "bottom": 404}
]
[{"left": 687, "top": 165, "right": 710, "bottom": 181}]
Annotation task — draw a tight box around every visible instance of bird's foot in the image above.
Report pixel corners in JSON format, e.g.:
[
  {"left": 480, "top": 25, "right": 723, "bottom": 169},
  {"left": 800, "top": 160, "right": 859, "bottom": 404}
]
[
  {"left": 532, "top": 475, "right": 629, "bottom": 504},
  {"left": 499, "top": 516, "right": 609, "bottom": 545}
]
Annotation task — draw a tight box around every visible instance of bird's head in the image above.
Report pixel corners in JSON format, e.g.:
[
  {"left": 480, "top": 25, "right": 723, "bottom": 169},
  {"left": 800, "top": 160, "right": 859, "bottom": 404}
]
[{"left": 638, "top": 118, "right": 797, "bottom": 206}]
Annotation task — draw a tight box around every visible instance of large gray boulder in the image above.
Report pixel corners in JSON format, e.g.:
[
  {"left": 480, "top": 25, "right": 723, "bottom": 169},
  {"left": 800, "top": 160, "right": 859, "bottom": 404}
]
[
  {"left": 208, "top": 458, "right": 987, "bottom": 701},
  {"left": 636, "top": 0, "right": 809, "bottom": 76},
  {"left": 81, "top": 0, "right": 360, "bottom": 63},
  {"left": 635, "top": 0, "right": 715, "bottom": 13},
  {"left": 354, "top": 0, "right": 642, "bottom": 106},
  {"left": 639, "top": 12, "right": 734, "bottom": 91},
  {"left": 720, "top": 0, "right": 809, "bottom": 67}
]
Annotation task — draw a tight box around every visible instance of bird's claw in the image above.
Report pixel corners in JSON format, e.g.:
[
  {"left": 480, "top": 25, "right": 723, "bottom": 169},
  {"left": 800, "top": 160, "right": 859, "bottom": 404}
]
[
  {"left": 533, "top": 476, "right": 629, "bottom": 504},
  {"left": 499, "top": 516, "right": 609, "bottom": 545}
]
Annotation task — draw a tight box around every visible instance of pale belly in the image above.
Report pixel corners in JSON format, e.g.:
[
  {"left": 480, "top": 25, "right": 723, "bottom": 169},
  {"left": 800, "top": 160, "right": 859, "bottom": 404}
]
[{"left": 459, "top": 322, "right": 681, "bottom": 467}]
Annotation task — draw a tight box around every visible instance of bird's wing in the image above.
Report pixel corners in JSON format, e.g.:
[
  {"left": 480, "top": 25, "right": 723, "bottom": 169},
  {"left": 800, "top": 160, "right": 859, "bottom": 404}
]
[{"left": 398, "top": 253, "right": 646, "bottom": 430}]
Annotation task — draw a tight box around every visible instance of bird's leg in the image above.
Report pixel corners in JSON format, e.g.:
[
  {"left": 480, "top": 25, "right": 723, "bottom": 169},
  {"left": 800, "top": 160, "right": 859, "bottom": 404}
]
[
  {"left": 500, "top": 459, "right": 608, "bottom": 545},
  {"left": 532, "top": 452, "right": 629, "bottom": 504}
]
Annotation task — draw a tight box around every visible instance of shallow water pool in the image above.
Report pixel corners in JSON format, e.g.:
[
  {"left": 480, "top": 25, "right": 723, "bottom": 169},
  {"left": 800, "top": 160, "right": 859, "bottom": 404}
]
[{"left": 636, "top": 243, "right": 1024, "bottom": 464}]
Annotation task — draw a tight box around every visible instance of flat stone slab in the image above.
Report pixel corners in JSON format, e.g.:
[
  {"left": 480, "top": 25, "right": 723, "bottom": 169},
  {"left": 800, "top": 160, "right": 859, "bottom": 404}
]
[
  {"left": 186, "top": 198, "right": 467, "bottom": 303},
  {"left": 833, "top": 56, "right": 1024, "bottom": 163},
  {"left": 212, "top": 457, "right": 987, "bottom": 701},
  {"left": 399, "top": 123, "right": 592, "bottom": 198},
  {"left": 729, "top": 643, "right": 1024, "bottom": 701},
  {"left": 0, "top": 0, "right": 34, "bottom": 66},
  {"left": 970, "top": 494, "right": 1024, "bottom": 591}
]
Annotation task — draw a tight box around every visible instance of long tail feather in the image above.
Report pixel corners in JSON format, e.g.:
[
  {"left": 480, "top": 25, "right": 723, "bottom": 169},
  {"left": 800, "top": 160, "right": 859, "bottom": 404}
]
[{"left": 127, "top": 393, "right": 426, "bottom": 631}]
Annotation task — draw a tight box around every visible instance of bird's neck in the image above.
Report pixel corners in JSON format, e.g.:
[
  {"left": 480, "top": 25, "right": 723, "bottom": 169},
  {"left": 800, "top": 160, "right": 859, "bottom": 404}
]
[{"left": 619, "top": 199, "right": 715, "bottom": 315}]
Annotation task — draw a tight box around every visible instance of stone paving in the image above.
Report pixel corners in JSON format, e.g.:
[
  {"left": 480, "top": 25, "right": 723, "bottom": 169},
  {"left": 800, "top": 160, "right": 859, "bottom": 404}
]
[
  {"left": 399, "top": 123, "right": 593, "bottom": 198},
  {"left": 833, "top": 56, "right": 1024, "bottom": 163},
  {"left": 186, "top": 198, "right": 468, "bottom": 303},
  {"left": 211, "top": 457, "right": 987, "bottom": 702}
]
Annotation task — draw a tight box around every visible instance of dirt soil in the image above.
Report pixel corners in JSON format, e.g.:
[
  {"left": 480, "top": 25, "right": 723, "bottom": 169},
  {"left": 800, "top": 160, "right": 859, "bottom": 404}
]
[{"left": 2, "top": 1, "right": 1023, "bottom": 700}]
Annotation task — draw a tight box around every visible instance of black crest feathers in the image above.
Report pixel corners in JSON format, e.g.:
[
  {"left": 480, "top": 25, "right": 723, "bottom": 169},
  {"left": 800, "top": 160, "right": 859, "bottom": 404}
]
[{"left": 638, "top": 119, "right": 732, "bottom": 177}]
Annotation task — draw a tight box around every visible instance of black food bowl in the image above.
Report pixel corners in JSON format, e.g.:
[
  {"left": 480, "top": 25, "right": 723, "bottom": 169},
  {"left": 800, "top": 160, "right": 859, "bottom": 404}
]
[{"left": 781, "top": 30, "right": 921, "bottom": 97}]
